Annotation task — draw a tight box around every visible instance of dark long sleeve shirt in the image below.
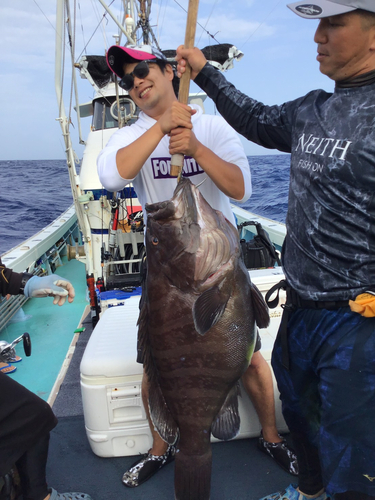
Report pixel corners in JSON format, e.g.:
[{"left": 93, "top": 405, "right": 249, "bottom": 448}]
[
  {"left": 0, "top": 258, "right": 23, "bottom": 297},
  {"left": 195, "top": 64, "right": 375, "bottom": 300}
]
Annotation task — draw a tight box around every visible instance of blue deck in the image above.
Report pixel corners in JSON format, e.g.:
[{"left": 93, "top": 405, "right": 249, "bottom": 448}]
[
  {"left": 0, "top": 258, "right": 87, "bottom": 400},
  {"left": 48, "top": 315, "right": 293, "bottom": 500},
  {"left": 0, "top": 255, "right": 294, "bottom": 500}
]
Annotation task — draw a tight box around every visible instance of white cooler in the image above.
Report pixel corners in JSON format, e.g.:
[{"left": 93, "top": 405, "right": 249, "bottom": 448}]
[
  {"left": 80, "top": 297, "right": 152, "bottom": 457},
  {"left": 80, "top": 269, "right": 287, "bottom": 458}
]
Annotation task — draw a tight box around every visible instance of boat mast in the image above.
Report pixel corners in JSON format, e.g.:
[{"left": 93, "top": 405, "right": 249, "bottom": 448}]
[
  {"left": 138, "top": 0, "right": 150, "bottom": 44},
  {"left": 55, "top": 0, "right": 94, "bottom": 274}
]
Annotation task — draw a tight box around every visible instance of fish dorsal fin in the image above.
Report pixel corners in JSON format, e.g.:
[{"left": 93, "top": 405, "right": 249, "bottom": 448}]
[
  {"left": 251, "top": 282, "right": 270, "bottom": 329},
  {"left": 148, "top": 379, "right": 179, "bottom": 445},
  {"left": 193, "top": 286, "right": 229, "bottom": 336},
  {"left": 211, "top": 383, "right": 241, "bottom": 440}
]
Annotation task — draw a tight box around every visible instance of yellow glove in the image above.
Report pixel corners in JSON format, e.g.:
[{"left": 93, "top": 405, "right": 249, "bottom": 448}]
[{"left": 349, "top": 292, "right": 375, "bottom": 317}]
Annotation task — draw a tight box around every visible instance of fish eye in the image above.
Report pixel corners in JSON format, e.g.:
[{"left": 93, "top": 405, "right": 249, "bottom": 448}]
[{"left": 152, "top": 236, "right": 159, "bottom": 245}]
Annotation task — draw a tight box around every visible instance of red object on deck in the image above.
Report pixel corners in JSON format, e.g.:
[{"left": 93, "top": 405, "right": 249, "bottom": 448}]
[
  {"left": 87, "top": 275, "right": 96, "bottom": 307},
  {"left": 112, "top": 207, "right": 119, "bottom": 231}
]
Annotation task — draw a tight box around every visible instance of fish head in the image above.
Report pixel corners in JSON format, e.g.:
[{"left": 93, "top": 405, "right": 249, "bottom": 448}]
[{"left": 145, "top": 177, "right": 240, "bottom": 292}]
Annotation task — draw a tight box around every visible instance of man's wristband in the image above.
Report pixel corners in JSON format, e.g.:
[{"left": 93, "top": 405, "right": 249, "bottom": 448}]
[{"left": 19, "top": 273, "right": 34, "bottom": 295}]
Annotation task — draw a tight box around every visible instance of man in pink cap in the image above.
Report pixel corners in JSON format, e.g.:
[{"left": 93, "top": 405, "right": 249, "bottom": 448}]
[
  {"left": 176, "top": 1, "right": 375, "bottom": 500},
  {"left": 98, "top": 43, "right": 298, "bottom": 489}
]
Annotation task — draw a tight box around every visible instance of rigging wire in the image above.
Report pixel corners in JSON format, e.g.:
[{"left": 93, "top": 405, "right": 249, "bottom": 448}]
[
  {"left": 172, "top": 0, "right": 221, "bottom": 45},
  {"left": 171, "top": 0, "right": 283, "bottom": 51},
  {"left": 196, "top": 0, "right": 219, "bottom": 45},
  {"left": 68, "top": 0, "right": 77, "bottom": 124},
  {"left": 32, "top": 0, "right": 56, "bottom": 32},
  {"left": 57, "top": 2, "right": 67, "bottom": 122},
  {"left": 157, "top": 0, "right": 169, "bottom": 45},
  {"left": 240, "top": 0, "right": 283, "bottom": 50},
  {"left": 77, "top": 1, "right": 88, "bottom": 55},
  {"left": 89, "top": 0, "right": 109, "bottom": 52},
  {"left": 75, "top": 0, "right": 116, "bottom": 62}
]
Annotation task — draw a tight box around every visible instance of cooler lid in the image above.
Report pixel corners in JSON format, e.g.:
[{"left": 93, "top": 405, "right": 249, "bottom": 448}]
[{"left": 80, "top": 296, "right": 142, "bottom": 377}]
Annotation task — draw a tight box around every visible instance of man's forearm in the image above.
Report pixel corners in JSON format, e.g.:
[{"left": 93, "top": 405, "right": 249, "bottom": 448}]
[
  {"left": 116, "top": 122, "right": 165, "bottom": 179},
  {"left": 193, "top": 143, "right": 245, "bottom": 200}
]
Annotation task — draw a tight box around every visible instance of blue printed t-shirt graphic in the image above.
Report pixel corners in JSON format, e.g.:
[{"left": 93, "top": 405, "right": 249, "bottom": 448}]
[{"left": 151, "top": 156, "right": 203, "bottom": 179}]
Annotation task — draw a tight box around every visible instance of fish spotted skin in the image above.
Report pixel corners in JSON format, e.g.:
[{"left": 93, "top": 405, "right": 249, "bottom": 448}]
[{"left": 139, "top": 177, "right": 269, "bottom": 500}]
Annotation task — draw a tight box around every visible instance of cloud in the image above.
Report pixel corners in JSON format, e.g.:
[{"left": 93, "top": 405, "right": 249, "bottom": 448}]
[
  {"left": 0, "top": 0, "right": 330, "bottom": 160},
  {"left": 196, "top": 14, "right": 275, "bottom": 45}
]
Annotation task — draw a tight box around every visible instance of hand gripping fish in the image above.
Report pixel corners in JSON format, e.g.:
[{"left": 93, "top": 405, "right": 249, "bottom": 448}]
[{"left": 139, "top": 177, "right": 270, "bottom": 500}]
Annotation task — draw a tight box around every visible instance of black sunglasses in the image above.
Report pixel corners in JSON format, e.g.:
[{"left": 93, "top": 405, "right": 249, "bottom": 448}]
[{"left": 119, "top": 60, "right": 155, "bottom": 91}]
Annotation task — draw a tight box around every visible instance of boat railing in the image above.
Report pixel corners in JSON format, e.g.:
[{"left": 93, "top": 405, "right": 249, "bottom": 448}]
[
  {"left": 0, "top": 206, "right": 80, "bottom": 332},
  {"left": 0, "top": 295, "right": 28, "bottom": 333},
  {"left": 231, "top": 204, "right": 286, "bottom": 252}
]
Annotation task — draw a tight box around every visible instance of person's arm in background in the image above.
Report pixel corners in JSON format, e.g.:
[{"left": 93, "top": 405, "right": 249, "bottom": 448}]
[{"left": 0, "top": 258, "right": 75, "bottom": 306}]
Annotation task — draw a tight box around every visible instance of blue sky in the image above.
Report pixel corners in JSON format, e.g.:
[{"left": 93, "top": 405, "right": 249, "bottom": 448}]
[{"left": 0, "top": 0, "right": 334, "bottom": 160}]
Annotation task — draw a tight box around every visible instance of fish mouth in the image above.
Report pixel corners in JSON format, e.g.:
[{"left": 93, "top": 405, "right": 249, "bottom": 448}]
[{"left": 146, "top": 199, "right": 176, "bottom": 220}]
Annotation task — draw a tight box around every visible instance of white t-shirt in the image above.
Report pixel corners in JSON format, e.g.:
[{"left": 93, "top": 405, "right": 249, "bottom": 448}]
[{"left": 97, "top": 104, "right": 252, "bottom": 226}]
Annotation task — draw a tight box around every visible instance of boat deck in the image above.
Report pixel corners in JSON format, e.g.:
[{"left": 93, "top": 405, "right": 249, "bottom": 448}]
[
  {"left": 1, "top": 248, "right": 293, "bottom": 499},
  {"left": 46, "top": 416, "right": 293, "bottom": 500},
  {"left": 46, "top": 313, "right": 293, "bottom": 500},
  {"left": 1, "top": 258, "right": 87, "bottom": 400}
]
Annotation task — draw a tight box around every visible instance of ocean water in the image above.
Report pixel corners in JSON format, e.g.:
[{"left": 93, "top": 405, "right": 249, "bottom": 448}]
[{"left": 0, "top": 155, "right": 290, "bottom": 256}]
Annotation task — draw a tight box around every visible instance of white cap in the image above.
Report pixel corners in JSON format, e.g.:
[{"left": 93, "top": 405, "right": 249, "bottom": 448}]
[{"left": 287, "top": 0, "right": 375, "bottom": 19}]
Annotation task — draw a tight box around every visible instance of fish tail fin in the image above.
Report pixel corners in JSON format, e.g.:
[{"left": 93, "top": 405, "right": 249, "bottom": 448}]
[
  {"left": 251, "top": 282, "right": 270, "bottom": 328},
  {"left": 174, "top": 449, "right": 212, "bottom": 500}
]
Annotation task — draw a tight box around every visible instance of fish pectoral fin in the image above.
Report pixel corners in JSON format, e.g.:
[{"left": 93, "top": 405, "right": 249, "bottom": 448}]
[
  {"left": 211, "top": 383, "right": 241, "bottom": 441},
  {"left": 251, "top": 282, "right": 270, "bottom": 329},
  {"left": 149, "top": 378, "right": 179, "bottom": 445},
  {"left": 193, "top": 286, "right": 229, "bottom": 336}
]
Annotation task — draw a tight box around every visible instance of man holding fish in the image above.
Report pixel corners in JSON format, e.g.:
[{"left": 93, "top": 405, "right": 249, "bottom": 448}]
[
  {"left": 176, "top": 1, "right": 375, "bottom": 499},
  {"left": 97, "top": 44, "right": 297, "bottom": 492}
]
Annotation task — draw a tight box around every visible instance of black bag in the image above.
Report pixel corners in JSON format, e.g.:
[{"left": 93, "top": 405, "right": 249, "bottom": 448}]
[{"left": 238, "top": 221, "right": 281, "bottom": 270}]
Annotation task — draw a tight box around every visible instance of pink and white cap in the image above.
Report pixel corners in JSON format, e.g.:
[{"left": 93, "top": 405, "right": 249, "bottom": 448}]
[{"left": 106, "top": 44, "right": 166, "bottom": 78}]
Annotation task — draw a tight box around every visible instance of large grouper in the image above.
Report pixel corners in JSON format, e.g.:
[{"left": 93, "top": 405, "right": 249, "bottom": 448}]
[{"left": 139, "top": 177, "right": 270, "bottom": 500}]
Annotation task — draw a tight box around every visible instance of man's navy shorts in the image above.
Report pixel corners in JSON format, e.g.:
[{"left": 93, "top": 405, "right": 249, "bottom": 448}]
[{"left": 272, "top": 306, "right": 375, "bottom": 497}]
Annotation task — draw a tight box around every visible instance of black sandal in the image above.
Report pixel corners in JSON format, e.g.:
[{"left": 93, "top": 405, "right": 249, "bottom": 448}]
[
  {"left": 258, "top": 431, "right": 299, "bottom": 476},
  {"left": 122, "top": 445, "right": 175, "bottom": 488}
]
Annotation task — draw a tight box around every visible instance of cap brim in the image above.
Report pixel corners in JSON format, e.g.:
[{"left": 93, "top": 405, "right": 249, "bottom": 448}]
[
  {"left": 287, "top": 0, "right": 356, "bottom": 18},
  {"left": 106, "top": 46, "right": 158, "bottom": 78}
]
